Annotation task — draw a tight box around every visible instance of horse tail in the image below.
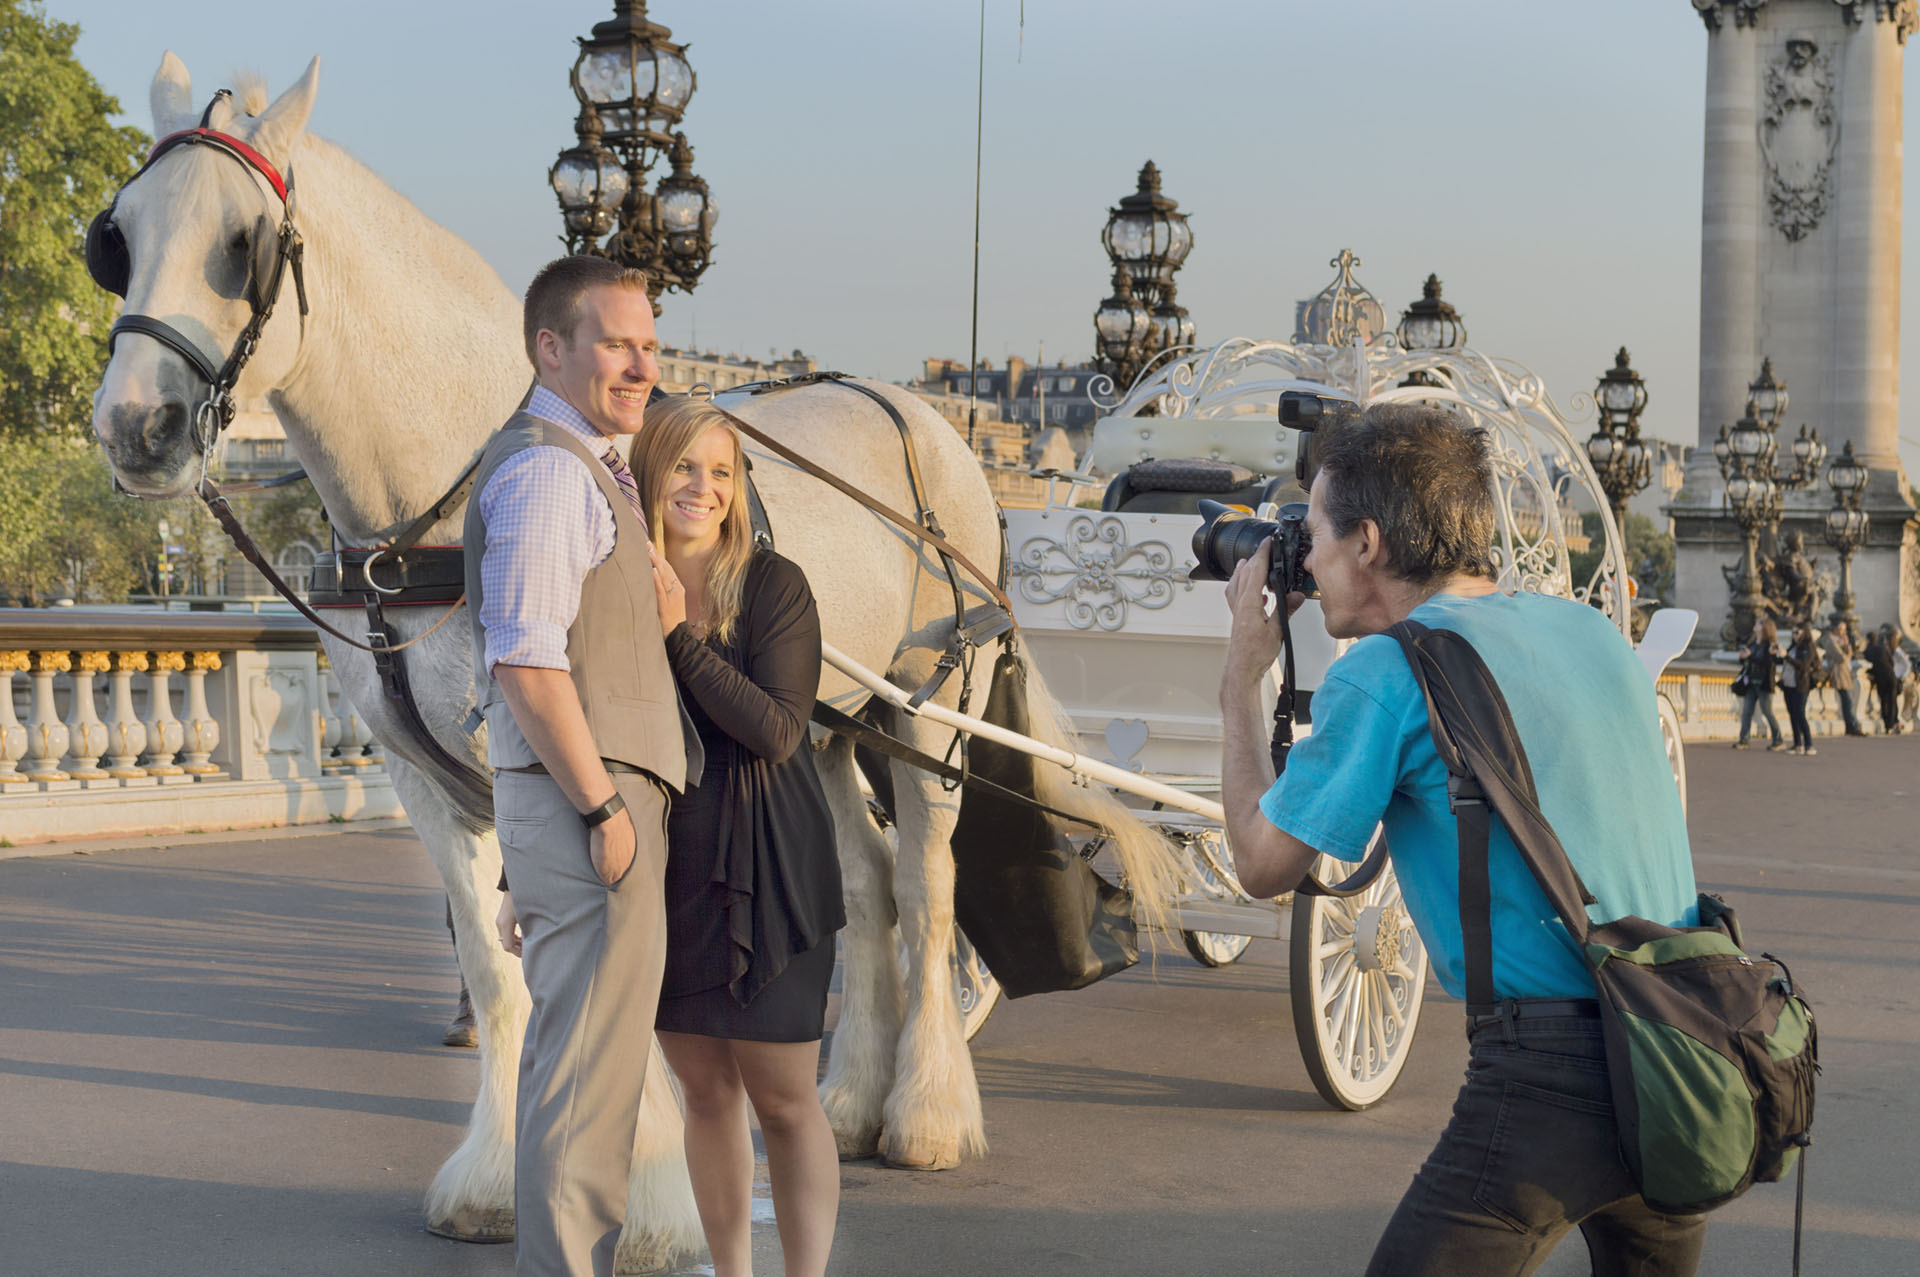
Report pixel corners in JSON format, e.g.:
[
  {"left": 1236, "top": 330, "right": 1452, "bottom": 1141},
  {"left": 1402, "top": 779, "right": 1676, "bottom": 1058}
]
[{"left": 1005, "top": 640, "right": 1181, "bottom": 948}]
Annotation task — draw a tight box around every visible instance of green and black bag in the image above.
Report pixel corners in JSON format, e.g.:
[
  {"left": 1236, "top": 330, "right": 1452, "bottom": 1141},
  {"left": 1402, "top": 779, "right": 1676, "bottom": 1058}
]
[{"left": 1387, "top": 620, "right": 1818, "bottom": 1218}]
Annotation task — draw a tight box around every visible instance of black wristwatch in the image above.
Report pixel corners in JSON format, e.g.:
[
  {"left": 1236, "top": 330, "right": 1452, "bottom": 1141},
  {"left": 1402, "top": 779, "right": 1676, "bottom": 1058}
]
[{"left": 580, "top": 792, "right": 626, "bottom": 828}]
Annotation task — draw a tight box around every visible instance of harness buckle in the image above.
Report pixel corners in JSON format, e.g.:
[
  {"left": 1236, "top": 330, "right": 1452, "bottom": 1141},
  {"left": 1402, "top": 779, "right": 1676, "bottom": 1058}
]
[{"left": 1447, "top": 771, "right": 1485, "bottom": 813}]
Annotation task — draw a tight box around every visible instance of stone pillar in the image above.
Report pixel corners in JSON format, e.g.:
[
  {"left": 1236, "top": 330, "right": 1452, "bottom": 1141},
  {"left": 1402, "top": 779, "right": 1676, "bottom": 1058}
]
[
  {"left": 178, "top": 652, "right": 225, "bottom": 776},
  {"left": 62, "top": 651, "right": 113, "bottom": 784},
  {"left": 23, "top": 652, "right": 73, "bottom": 785},
  {"left": 103, "top": 652, "right": 151, "bottom": 781},
  {"left": 1691, "top": 4, "right": 1763, "bottom": 494},
  {"left": 140, "top": 651, "right": 187, "bottom": 778},
  {"left": 0, "top": 651, "right": 28, "bottom": 786}
]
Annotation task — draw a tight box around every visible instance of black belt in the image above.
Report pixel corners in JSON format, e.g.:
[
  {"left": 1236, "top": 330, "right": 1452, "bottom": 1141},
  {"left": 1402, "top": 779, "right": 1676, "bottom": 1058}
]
[
  {"left": 500, "top": 760, "right": 651, "bottom": 777},
  {"left": 1467, "top": 997, "right": 1601, "bottom": 1034}
]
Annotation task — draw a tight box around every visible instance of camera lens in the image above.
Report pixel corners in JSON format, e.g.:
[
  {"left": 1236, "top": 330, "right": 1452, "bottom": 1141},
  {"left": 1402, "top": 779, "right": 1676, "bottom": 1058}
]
[{"left": 1190, "top": 500, "right": 1279, "bottom": 583}]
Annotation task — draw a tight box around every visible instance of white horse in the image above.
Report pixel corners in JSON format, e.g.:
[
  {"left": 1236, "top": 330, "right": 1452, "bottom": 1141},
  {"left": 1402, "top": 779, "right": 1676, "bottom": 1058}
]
[{"left": 91, "top": 54, "right": 1175, "bottom": 1270}]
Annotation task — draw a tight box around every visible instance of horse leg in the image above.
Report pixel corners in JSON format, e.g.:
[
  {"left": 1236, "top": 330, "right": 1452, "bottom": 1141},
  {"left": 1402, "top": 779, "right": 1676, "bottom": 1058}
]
[
  {"left": 879, "top": 712, "right": 986, "bottom": 1171},
  {"left": 389, "top": 758, "right": 526, "bottom": 1242},
  {"left": 613, "top": 1039, "right": 705, "bottom": 1273},
  {"left": 813, "top": 733, "right": 905, "bottom": 1159}
]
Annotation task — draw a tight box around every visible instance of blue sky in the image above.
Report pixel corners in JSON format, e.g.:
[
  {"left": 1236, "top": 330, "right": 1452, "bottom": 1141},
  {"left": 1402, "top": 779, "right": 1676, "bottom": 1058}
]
[{"left": 62, "top": 0, "right": 1920, "bottom": 478}]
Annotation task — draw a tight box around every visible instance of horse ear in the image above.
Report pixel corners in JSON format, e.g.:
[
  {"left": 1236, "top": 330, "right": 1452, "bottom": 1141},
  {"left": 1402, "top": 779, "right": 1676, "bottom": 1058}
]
[
  {"left": 244, "top": 56, "right": 320, "bottom": 172},
  {"left": 151, "top": 50, "right": 195, "bottom": 136}
]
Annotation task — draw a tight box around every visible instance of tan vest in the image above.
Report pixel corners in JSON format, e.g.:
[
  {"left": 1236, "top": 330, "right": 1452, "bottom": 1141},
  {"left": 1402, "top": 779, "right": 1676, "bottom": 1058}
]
[{"left": 464, "top": 412, "right": 700, "bottom": 791}]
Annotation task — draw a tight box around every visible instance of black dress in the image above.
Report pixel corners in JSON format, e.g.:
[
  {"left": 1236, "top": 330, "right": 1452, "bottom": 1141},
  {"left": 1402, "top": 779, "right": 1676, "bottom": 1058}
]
[{"left": 654, "top": 550, "right": 845, "bottom": 1042}]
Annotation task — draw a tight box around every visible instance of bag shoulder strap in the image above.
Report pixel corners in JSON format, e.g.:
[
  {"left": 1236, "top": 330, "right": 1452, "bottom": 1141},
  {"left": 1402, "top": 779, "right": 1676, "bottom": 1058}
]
[{"left": 1384, "top": 620, "right": 1599, "bottom": 1012}]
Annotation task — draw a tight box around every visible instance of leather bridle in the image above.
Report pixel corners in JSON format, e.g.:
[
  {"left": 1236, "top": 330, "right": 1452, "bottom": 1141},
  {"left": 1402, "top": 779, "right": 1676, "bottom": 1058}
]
[{"left": 98, "top": 93, "right": 309, "bottom": 466}]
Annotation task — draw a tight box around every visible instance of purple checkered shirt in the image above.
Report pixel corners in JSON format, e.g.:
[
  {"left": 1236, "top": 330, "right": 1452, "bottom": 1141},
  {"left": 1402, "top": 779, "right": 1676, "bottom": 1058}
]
[{"left": 476, "top": 386, "right": 646, "bottom": 672}]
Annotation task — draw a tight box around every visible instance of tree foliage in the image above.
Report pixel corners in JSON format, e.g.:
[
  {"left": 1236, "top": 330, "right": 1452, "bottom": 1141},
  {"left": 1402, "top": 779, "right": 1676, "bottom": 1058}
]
[
  {"left": 1569, "top": 509, "right": 1677, "bottom": 605},
  {"left": 0, "top": 0, "right": 149, "bottom": 438},
  {"left": 0, "top": 431, "right": 159, "bottom": 604}
]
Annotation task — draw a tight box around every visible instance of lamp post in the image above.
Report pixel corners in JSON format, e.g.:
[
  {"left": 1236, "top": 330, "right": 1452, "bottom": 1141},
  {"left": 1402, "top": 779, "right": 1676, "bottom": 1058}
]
[
  {"left": 1822, "top": 439, "right": 1871, "bottom": 633},
  {"left": 550, "top": 1, "right": 717, "bottom": 312},
  {"left": 1584, "top": 347, "right": 1652, "bottom": 534},
  {"left": 1714, "top": 357, "right": 1826, "bottom": 645},
  {"left": 1095, "top": 161, "right": 1194, "bottom": 394}
]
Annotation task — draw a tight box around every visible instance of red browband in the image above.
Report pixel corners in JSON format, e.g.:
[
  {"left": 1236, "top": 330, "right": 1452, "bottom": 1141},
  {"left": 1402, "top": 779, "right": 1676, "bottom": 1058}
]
[{"left": 148, "top": 127, "right": 291, "bottom": 204}]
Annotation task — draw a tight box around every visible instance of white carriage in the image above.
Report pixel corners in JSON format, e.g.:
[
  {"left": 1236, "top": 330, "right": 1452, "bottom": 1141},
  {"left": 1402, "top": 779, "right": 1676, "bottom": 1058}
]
[{"left": 833, "top": 309, "right": 1698, "bottom": 1111}]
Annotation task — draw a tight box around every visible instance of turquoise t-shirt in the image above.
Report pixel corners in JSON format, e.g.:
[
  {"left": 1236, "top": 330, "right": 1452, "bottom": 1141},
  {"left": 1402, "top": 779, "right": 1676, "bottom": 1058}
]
[{"left": 1259, "top": 591, "right": 1697, "bottom": 1001}]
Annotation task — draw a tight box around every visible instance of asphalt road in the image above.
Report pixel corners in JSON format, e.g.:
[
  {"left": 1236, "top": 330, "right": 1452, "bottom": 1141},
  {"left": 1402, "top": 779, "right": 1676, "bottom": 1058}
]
[{"left": 2, "top": 735, "right": 1916, "bottom": 1275}]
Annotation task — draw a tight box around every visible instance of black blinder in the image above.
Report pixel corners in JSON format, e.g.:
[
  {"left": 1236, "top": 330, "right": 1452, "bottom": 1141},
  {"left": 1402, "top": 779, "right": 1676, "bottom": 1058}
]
[
  {"left": 86, "top": 205, "right": 130, "bottom": 298},
  {"left": 247, "top": 213, "right": 279, "bottom": 312}
]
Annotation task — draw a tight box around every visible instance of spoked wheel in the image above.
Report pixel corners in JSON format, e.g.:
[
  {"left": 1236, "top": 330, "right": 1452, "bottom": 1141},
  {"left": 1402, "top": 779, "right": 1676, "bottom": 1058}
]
[
  {"left": 1289, "top": 844, "right": 1428, "bottom": 1111},
  {"left": 1658, "top": 692, "right": 1688, "bottom": 817},
  {"left": 1181, "top": 831, "right": 1254, "bottom": 967}
]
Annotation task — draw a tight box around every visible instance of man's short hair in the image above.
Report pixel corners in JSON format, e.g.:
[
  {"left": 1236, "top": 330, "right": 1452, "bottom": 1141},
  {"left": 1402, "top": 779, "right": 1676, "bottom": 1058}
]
[
  {"left": 1316, "top": 402, "right": 1498, "bottom": 586},
  {"left": 522, "top": 256, "right": 652, "bottom": 367}
]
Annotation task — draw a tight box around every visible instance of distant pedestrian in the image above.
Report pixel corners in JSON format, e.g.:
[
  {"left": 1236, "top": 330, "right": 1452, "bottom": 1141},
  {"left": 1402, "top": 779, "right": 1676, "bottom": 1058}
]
[
  {"left": 1865, "top": 625, "right": 1901, "bottom": 734},
  {"left": 1734, "top": 618, "right": 1785, "bottom": 751},
  {"left": 1821, "top": 620, "right": 1866, "bottom": 737},
  {"left": 1780, "top": 623, "right": 1818, "bottom": 755},
  {"left": 1897, "top": 632, "right": 1918, "bottom": 733}
]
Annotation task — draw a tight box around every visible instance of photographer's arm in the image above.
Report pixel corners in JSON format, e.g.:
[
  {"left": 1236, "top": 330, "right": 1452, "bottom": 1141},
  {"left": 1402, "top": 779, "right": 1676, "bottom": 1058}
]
[{"left": 1220, "top": 542, "right": 1321, "bottom": 899}]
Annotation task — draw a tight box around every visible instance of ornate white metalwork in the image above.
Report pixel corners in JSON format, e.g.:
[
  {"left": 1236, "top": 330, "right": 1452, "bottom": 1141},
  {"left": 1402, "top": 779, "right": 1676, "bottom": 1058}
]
[
  {"left": 1761, "top": 39, "right": 1837, "bottom": 243},
  {"left": 1076, "top": 315, "right": 1632, "bottom": 634},
  {"left": 1010, "top": 513, "right": 1190, "bottom": 631}
]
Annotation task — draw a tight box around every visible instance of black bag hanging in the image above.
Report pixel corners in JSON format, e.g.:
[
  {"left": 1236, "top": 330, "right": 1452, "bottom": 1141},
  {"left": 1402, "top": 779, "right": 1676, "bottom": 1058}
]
[
  {"left": 948, "top": 649, "right": 1138, "bottom": 997},
  {"left": 1386, "top": 621, "right": 1817, "bottom": 1228}
]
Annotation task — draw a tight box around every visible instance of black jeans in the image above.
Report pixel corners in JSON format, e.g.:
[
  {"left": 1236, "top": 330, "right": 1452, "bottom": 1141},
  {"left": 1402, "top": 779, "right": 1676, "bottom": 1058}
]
[
  {"left": 1782, "top": 686, "right": 1813, "bottom": 751},
  {"left": 1366, "top": 1011, "right": 1707, "bottom": 1276}
]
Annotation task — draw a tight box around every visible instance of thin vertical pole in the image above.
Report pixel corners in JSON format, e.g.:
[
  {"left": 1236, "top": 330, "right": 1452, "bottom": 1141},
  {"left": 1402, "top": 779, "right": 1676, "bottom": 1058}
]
[{"left": 966, "top": 0, "right": 986, "bottom": 451}]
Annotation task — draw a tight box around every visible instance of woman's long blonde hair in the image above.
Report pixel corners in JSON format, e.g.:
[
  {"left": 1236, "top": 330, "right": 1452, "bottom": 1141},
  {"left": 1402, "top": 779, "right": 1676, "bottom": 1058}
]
[{"left": 633, "top": 397, "right": 756, "bottom": 644}]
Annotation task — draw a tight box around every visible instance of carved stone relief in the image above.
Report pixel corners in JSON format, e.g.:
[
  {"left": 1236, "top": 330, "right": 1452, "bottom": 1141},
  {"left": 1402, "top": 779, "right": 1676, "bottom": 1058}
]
[
  {"left": 1831, "top": 1, "right": 1919, "bottom": 45},
  {"left": 249, "top": 669, "right": 310, "bottom": 757},
  {"left": 1760, "top": 39, "right": 1838, "bottom": 242},
  {"left": 1693, "top": 0, "right": 1769, "bottom": 31}
]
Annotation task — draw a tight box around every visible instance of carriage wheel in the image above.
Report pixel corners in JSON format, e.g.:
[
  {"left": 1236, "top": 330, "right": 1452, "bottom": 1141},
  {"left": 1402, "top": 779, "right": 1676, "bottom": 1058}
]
[
  {"left": 1180, "top": 831, "right": 1254, "bottom": 967},
  {"left": 1289, "top": 845, "right": 1428, "bottom": 1111},
  {"left": 951, "top": 929, "right": 1002, "bottom": 1042},
  {"left": 1658, "top": 692, "right": 1688, "bottom": 817}
]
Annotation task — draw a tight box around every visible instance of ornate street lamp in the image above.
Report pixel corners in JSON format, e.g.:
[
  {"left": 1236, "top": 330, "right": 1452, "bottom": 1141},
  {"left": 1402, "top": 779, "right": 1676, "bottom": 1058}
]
[
  {"left": 1394, "top": 274, "right": 1466, "bottom": 389},
  {"left": 1823, "top": 439, "right": 1871, "bottom": 632},
  {"left": 1095, "top": 162, "right": 1195, "bottom": 396},
  {"left": 1584, "top": 347, "right": 1652, "bottom": 533},
  {"left": 1715, "top": 356, "right": 1826, "bottom": 645},
  {"left": 552, "top": 1, "right": 717, "bottom": 311},
  {"left": 1094, "top": 267, "right": 1152, "bottom": 386}
]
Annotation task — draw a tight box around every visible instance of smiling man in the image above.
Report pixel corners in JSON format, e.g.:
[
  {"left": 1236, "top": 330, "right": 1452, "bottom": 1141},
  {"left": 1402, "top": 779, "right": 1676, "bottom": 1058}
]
[{"left": 463, "top": 255, "right": 702, "bottom": 1277}]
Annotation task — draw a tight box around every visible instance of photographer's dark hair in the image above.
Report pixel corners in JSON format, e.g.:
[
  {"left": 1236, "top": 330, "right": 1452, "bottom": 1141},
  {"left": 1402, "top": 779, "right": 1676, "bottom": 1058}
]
[{"left": 1316, "top": 403, "right": 1497, "bottom": 586}]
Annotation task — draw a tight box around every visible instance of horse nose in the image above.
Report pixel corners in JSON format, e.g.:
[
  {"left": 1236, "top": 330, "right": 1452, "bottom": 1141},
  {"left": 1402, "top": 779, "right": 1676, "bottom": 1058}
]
[{"left": 105, "top": 397, "right": 192, "bottom": 472}]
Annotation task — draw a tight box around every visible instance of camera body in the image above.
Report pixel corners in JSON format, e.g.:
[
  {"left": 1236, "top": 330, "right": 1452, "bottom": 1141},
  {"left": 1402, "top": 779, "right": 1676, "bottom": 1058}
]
[{"left": 1187, "top": 389, "right": 1358, "bottom": 598}]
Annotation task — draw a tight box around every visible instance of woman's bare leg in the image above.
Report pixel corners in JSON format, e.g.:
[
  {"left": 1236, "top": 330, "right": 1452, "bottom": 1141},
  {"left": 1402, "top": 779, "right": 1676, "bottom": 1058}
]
[
  {"left": 656, "top": 1031, "right": 754, "bottom": 1277},
  {"left": 735, "top": 1038, "right": 840, "bottom": 1277}
]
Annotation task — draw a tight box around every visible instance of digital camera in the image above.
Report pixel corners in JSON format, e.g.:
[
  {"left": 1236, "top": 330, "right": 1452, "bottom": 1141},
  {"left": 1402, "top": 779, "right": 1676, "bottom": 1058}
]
[{"left": 1190, "top": 500, "right": 1315, "bottom": 598}]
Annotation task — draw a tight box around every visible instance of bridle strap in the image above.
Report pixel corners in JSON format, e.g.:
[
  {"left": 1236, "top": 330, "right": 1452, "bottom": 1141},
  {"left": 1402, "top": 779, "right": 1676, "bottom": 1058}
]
[{"left": 107, "top": 314, "right": 220, "bottom": 386}]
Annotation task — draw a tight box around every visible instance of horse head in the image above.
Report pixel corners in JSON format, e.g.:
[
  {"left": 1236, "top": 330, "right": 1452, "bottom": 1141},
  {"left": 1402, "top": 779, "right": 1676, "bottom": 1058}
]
[{"left": 91, "top": 52, "right": 318, "bottom": 498}]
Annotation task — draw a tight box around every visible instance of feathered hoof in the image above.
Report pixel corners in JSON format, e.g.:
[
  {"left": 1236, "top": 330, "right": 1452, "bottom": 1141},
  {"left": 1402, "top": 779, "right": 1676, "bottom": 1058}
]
[
  {"left": 834, "top": 1125, "right": 882, "bottom": 1160},
  {"left": 879, "top": 1131, "right": 962, "bottom": 1172},
  {"left": 615, "top": 1228, "right": 700, "bottom": 1275},
  {"left": 424, "top": 1205, "right": 514, "bottom": 1243}
]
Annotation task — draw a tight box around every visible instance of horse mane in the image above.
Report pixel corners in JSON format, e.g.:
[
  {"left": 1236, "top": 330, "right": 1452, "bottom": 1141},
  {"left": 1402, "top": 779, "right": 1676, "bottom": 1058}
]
[{"left": 233, "top": 72, "right": 269, "bottom": 117}]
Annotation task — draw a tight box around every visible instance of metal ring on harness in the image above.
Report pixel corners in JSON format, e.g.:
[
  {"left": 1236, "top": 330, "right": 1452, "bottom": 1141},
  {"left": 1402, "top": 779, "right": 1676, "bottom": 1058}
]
[{"left": 360, "top": 545, "right": 404, "bottom": 597}]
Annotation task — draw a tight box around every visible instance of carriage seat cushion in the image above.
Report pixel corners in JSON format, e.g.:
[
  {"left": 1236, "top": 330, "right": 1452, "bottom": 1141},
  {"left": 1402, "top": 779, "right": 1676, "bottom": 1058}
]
[{"left": 1128, "top": 458, "right": 1257, "bottom": 493}]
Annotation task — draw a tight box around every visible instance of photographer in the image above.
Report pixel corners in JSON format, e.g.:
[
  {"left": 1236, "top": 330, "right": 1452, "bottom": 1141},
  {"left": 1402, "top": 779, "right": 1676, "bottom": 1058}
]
[{"left": 1218, "top": 403, "right": 1706, "bottom": 1274}]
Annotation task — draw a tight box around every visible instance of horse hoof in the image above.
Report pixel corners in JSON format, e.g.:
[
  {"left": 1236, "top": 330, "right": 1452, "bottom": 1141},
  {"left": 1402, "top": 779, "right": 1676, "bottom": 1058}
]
[
  {"left": 834, "top": 1127, "right": 881, "bottom": 1161},
  {"left": 425, "top": 1206, "right": 514, "bottom": 1243},
  {"left": 879, "top": 1136, "right": 960, "bottom": 1172}
]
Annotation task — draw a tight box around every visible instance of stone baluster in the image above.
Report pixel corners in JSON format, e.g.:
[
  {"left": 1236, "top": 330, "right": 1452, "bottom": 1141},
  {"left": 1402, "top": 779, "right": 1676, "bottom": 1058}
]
[
  {"left": 140, "top": 651, "right": 187, "bottom": 778},
  {"left": 62, "top": 651, "right": 113, "bottom": 785},
  {"left": 23, "top": 651, "right": 74, "bottom": 787},
  {"left": 178, "top": 651, "right": 224, "bottom": 776},
  {"left": 103, "top": 652, "right": 150, "bottom": 780},
  {"left": 0, "top": 651, "right": 28, "bottom": 786},
  {"left": 315, "top": 652, "right": 344, "bottom": 771},
  {"left": 338, "top": 684, "right": 374, "bottom": 767}
]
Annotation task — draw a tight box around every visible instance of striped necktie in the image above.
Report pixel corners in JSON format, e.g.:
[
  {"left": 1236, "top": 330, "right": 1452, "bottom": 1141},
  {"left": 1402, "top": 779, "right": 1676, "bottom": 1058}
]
[{"left": 600, "top": 447, "right": 649, "bottom": 534}]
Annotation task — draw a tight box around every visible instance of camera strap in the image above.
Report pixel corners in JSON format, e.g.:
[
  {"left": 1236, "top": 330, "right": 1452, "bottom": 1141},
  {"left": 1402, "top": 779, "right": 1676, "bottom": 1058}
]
[{"left": 1270, "top": 601, "right": 1300, "bottom": 777}]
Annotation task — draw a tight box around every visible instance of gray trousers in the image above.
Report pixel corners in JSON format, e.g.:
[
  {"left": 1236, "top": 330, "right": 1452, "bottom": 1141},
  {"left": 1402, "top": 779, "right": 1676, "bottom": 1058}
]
[{"left": 497, "top": 769, "right": 670, "bottom": 1277}]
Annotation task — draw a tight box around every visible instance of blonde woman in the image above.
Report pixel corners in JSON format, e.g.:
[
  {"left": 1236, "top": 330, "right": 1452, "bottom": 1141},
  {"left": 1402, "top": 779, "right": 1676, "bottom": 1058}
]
[{"left": 637, "top": 397, "right": 843, "bottom": 1277}]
